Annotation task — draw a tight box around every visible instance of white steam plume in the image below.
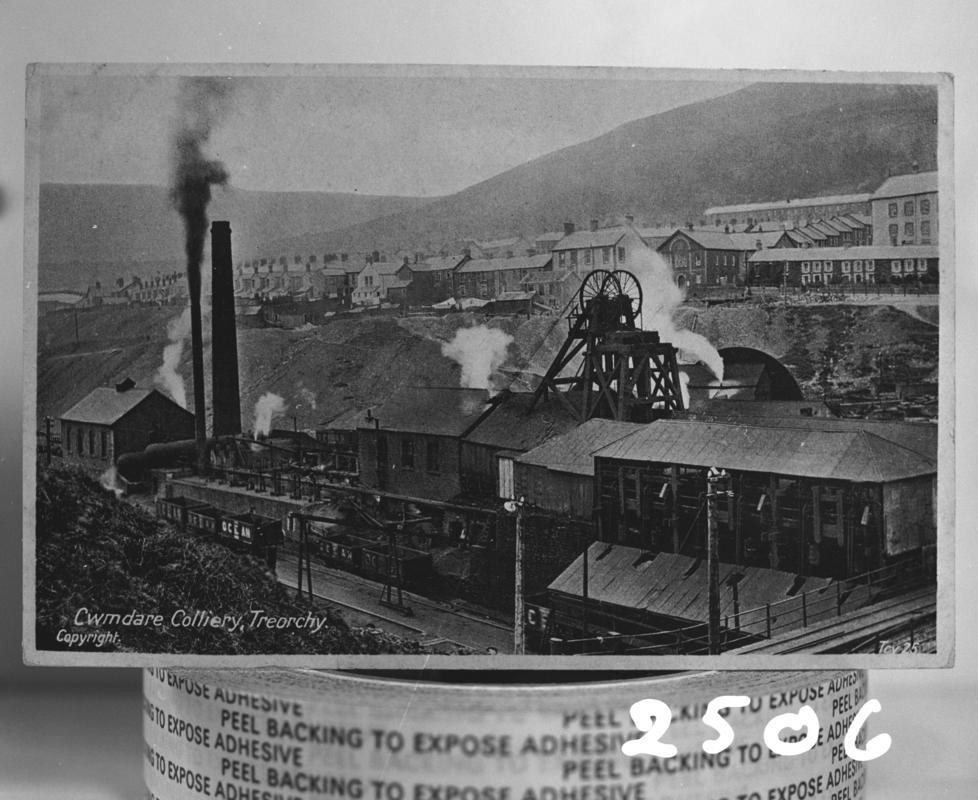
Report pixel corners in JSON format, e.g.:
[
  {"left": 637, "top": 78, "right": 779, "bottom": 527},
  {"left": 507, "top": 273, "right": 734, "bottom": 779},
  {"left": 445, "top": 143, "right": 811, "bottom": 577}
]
[
  {"left": 99, "top": 466, "right": 125, "bottom": 499},
  {"left": 155, "top": 307, "right": 192, "bottom": 408},
  {"left": 254, "top": 392, "right": 287, "bottom": 437},
  {"left": 441, "top": 325, "right": 514, "bottom": 393},
  {"left": 297, "top": 383, "right": 318, "bottom": 411},
  {"left": 630, "top": 248, "right": 725, "bottom": 382}
]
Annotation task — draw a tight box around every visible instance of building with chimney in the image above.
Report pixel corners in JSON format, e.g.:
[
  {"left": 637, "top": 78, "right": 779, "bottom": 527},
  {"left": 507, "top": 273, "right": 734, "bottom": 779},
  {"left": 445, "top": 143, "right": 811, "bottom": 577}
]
[
  {"left": 453, "top": 253, "right": 553, "bottom": 300},
  {"left": 748, "top": 244, "right": 938, "bottom": 286},
  {"left": 656, "top": 229, "right": 789, "bottom": 289},
  {"left": 551, "top": 219, "right": 650, "bottom": 274},
  {"left": 59, "top": 383, "right": 195, "bottom": 470},
  {"left": 704, "top": 193, "right": 873, "bottom": 229}
]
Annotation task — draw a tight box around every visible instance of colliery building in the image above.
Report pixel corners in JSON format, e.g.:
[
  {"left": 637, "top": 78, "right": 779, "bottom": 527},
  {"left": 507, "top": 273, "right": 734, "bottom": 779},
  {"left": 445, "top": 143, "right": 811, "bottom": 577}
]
[
  {"left": 591, "top": 416, "right": 936, "bottom": 578},
  {"left": 749, "top": 244, "right": 938, "bottom": 286},
  {"left": 59, "top": 381, "right": 195, "bottom": 470}
]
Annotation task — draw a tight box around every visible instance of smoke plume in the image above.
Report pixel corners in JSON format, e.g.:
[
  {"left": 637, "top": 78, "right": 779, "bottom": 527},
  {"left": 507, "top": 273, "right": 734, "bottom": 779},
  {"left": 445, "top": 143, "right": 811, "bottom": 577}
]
[
  {"left": 297, "top": 383, "right": 318, "bottom": 412},
  {"left": 170, "top": 77, "right": 232, "bottom": 268},
  {"left": 99, "top": 466, "right": 125, "bottom": 499},
  {"left": 254, "top": 392, "right": 287, "bottom": 438},
  {"left": 155, "top": 307, "right": 192, "bottom": 408},
  {"left": 630, "top": 248, "right": 725, "bottom": 382},
  {"left": 442, "top": 325, "right": 514, "bottom": 393}
]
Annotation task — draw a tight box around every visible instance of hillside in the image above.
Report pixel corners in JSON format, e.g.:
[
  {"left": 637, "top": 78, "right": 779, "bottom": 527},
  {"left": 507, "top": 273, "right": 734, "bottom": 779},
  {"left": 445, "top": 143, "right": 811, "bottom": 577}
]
[
  {"left": 297, "top": 82, "right": 938, "bottom": 252},
  {"left": 36, "top": 302, "right": 938, "bottom": 432},
  {"left": 37, "top": 183, "right": 435, "bottom": 291}
]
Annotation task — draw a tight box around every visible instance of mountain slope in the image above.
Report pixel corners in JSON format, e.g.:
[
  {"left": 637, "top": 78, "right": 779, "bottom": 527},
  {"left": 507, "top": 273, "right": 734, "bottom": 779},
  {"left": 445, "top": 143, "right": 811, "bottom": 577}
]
[
  {"left": 37, "top": 183, "right": 436, "bottom": 287},
  {"left": 300, "top": 82, "right": 937, "bottom": 252}
]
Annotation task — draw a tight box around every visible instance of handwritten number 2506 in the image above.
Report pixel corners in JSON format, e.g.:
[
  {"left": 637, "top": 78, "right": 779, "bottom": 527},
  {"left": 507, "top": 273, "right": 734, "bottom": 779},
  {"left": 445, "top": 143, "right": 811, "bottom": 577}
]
[{"left": 621, "top": 696, "right": 891, "bottom": 762}]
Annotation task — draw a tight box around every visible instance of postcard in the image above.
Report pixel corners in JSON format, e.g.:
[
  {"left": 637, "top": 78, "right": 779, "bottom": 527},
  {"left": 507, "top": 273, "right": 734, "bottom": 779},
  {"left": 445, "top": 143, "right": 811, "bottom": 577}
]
[{"left": 23, "top": 63, "right": 953, "bottom": 667}]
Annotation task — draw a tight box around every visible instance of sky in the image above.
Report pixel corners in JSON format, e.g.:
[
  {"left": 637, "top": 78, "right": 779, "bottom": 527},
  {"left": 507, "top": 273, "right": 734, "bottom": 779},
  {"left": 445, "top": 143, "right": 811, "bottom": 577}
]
[{"left": 37, "top": 67, "right": 743, "bottom": 197}]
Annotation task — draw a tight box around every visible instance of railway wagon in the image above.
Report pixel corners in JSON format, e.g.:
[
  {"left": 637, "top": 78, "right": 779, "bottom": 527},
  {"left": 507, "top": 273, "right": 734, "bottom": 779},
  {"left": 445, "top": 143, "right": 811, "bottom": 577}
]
[
  {"left": 361, "top": 542, "right": 432, "bottom": 583},
  {"left": 321, "top": 533, "right": 376, "bottom": 568},
  {"left": 156, "top": 496, "right": 208, "bottom": 527},
  {"left": 218, "top": 512, "right": 283, "bottom": 549},
  {"left": 185, "top": 504, "right": 223, "bottom": 537}
]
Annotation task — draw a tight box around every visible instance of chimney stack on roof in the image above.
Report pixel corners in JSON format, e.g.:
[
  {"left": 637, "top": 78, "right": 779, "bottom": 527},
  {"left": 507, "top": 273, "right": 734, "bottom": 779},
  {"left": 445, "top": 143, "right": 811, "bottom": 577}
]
[
  {"left": 590, "top": 219, "right": 599, "bottom": 232},
  {"left": 563, "top": 221, "right": 575, "bottom": 236},
  {"left": 625, "top": 214, "right": 635, "bottom": 226}
]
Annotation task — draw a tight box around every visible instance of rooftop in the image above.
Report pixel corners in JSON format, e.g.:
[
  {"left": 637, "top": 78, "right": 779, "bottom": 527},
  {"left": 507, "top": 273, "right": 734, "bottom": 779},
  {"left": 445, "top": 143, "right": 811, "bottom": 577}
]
[
  {"left": 750, "top": 244, "right": 939, "bottom": 262},
  {"left": 463, "top": 392, "right": 579, "bottom": 451},
  {"left": 516, "top": 418, "right": 648, "bottom": 476},
  {"left": 552, "top": 226, "right": 632, "bottom": 251},
  {"left": 871, "top": 171, "right": 939, "bottom": 200},
  {"left": 592, "top": 417, "right": 936, "bottom": 482},
  {"left": 60, "top": 387, "right": 182, "bottom": 426},
  {"left": 362, "top": 387, "right": 494, "bottom": 437},
  {"left": 704, "top": 193, "right": 872, "bottom": 216},
  {"left": 457, "top": 254, "right": 553, "bottom": 274}
]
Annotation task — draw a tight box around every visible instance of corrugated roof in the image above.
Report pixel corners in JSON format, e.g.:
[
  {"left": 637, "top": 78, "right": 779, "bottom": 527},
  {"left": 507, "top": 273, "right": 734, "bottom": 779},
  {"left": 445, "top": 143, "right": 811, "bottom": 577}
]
[
  {"left": 871, "top": 171, "right": 939, "bottom": 200},
  {"left": 750, "top": 244, "right": 939, "bottom": 263},
  {"left": 552, "top": 226, "right": 631, "bottom": 251},
  {"left": 363, "top": 387, "right": 493, "bottom": 437},
  {"left": 704, "top": 193, "right": 872, "bottom": 216},
  {"left": 798, "top": 225, "right": 828, "bottom": 241},
  {"left": 463, "top": 392, "right": 579, "bottom": 451},
  {"left": 549, "top": 543, "right": 832, "bottom": 623},
  {"left": 593, "top": 418, "right": 935, "bottom": 482},
  {"left": 318, "top": 407, "right": 373, "bottom": 431},
  {"left": 516, "top": 418, "right": 648, "bottom": 476},
  {"left": 60, "top": 387, "right": 174, "bottom": 426},
  {"left": 685, "top": 400, "right": 837, "bottom": 419},
  {"left": 457, "top": 254, "right": 553, "bottom": 274}
]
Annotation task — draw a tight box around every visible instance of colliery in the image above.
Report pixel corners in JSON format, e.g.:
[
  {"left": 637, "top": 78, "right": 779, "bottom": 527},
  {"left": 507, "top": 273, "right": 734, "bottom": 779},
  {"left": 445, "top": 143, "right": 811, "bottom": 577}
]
[{"left": 98, "top": 259, "right": 937, "bottom": 655}]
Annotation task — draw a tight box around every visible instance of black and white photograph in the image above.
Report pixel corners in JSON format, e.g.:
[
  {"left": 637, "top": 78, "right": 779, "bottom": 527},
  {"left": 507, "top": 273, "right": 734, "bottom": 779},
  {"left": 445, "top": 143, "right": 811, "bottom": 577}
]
[{"left": 22, "top": 62, "right": 953, "bottom": 668}]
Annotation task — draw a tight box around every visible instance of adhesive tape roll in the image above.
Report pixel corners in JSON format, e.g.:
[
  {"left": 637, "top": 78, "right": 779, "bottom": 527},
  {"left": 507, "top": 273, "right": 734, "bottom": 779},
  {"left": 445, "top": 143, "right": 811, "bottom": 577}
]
[{"left": 144, "top": 669, "right": 868, "bottom": 800}]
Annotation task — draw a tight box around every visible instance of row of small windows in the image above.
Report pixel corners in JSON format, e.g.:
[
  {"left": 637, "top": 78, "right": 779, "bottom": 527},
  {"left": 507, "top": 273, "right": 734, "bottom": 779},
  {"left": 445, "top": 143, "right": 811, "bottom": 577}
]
[
  {"left": 398, "top": 437, "right": 441, "bottom": 473},
  {"left": 64, "top": 425, "right": 108, "bottom": 458},
  {"left": 558, "top": 247, "right": 627, "bottom": 269},
  {"left": 888, "top": 221, "right": 932, "bottom": 241},
  {"left": 801, "top": 273, "right": 876, "bottom": 285},
  {"left": 801, "top": 260, "right": 876, "bottom": 274},
  {"left": 887, "top": 198, "right": 933, "bottom": 217}
]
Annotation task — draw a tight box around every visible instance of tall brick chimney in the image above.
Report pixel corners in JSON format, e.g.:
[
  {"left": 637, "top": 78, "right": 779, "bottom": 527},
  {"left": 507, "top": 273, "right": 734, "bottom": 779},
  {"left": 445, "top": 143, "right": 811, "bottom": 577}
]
[{"left": 210, "top": 221, "right": 242, "bottom": 436}]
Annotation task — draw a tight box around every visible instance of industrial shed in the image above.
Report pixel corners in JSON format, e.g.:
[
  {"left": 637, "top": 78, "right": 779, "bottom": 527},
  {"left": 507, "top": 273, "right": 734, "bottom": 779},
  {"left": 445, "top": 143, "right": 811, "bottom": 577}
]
[
  {"left": 459, "top": 391, "right": 578, "bottom": 500},
  {"left": 593, "top": 417, "right": 936, "bottom": 579},
  {"left": 358, "top": 387, "right": 495, "bottom": 501},
  {"left": 513, "top": 418, "right": 646, "bottom": 518},
  {"left": 59, "top": 383, "right": 195, "bottom": 471}
]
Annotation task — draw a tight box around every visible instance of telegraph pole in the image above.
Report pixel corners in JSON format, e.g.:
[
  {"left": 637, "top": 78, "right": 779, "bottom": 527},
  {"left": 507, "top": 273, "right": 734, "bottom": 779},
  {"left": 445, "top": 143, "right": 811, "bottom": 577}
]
[
  {"left": 508, "top": 496, "right": 527, "bottom": 655},
  {"left": 706, "top": 468, "right": 732, "bottom": 655}
]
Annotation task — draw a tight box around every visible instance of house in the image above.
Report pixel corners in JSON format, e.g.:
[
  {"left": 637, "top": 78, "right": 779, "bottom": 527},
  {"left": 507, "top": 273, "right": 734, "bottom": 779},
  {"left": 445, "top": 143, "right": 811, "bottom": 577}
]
[
  {"left": 871, "top": 170, "right": 939, "bottom": 246},
  {"left": 748, "top": 244, "right": 938, "bottom": 286},
  {"left": 551, "top": 219, "right": 650, "bottom": 274},
  {"left": 396, "top": 254, "right": 468, "bottom": 305},
  {"left": 592, "top": 416, "right": 936, "bottom": 578},
  {"left": 533, "top": 231, "right": 565, "bottom": 254},
  {"left": 357, "top": 387, "right": 496, "bottom": 501},
  {"left": 655, "top": 229, "right": 783, "bottom": 289},
  {"left": 704, "top": 193, "right": 873, "bottom": 229},
  {"left": 59, "top": 382, "right": 195, "bottom": 470},
  {"left": 475, "top": 235, "right": 534, "bottom": 260},
  {"left": 351, "top": 258, "right": 402, "bottom": 306},
  {"left": 453, "top": 253, "right": 553, "bottom": 300},
  {"left": 520, "top": 268, "right": 581, "bottom": 312}
]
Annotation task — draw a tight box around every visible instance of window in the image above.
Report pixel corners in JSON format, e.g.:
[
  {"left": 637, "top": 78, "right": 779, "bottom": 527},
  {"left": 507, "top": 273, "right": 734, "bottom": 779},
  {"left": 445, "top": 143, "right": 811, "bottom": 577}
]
[
  {"left": 921, "top": 198, "right": 931, "bottom": 215},
  {"left": 584, "top": 250, "right": 592, "bottom": 265},
  {"left": 617, "top": 246, "right": 626, "bottom": 263},
  {"left": 812, "top": 261, "right": 822, "bottom": 274},
  {"left": 888, "top": 224, "right": 899, "bottom": 244},
  {"left": 88, "top": 429, "right": 95, "bottom": 456},
  {"left": 904, "top": 222, "right": 914, "bottom": 239},
  {"left": 904, "top": 200, "right": 915, "bottom": 216},
  {"left": 100, "top": 431, "right": 107, "bottom": 458},
  {"left": 865, "top": 260, "right": 875, "bottom": 273},
  {"left": 904, "top": 259, "right": 914, "bottom": 273},
  {"left": 842, "top": 261, "right": 851, "bottom": 273},
  {"left": 570, "top": 251, "right": 578, "bottom": 267},
  {"left": 77, "top": 429, "right": 84, "bottom": 454},
  {"left": 853, "top": 260, "right": 863, "bottom": 273},
  {"left": 917, "top": 259, "right": 929, "bottom": 274},
  {"left": 559, "top": 252, "right": 568, "bottom": 268},
  {"left": 921, "top": 221, "right": 931, "bottom": 241},
  {"left": 400, "top": 438, "right": 415, "bottom": 469},
  {"left": 891, "top": 260, "right": 901, "bottom": 274},
  {"left": 801, "top": 262, "right": 810, "bottom": 274},
  {"left": 426, "top": 440, "right": 440, "bottom": 473},
  {"left": 824, "top": 262, "right": 833, "bottom": 273},
  {"left": 888, "top": 202, "right": 898, "bottom": 218}
]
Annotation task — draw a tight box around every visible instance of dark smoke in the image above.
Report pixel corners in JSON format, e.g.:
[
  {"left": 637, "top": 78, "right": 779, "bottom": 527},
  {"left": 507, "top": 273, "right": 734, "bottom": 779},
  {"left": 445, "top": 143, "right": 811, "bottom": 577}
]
[{"left": 170, "top": 77, "right": 232, "bottom": 265}]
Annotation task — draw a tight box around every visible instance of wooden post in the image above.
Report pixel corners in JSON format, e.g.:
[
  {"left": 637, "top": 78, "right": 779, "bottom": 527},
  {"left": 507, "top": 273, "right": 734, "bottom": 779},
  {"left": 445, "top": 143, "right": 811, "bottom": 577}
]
[{"left": 513, "top": 499, "right": 526, "bottom": 655}]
